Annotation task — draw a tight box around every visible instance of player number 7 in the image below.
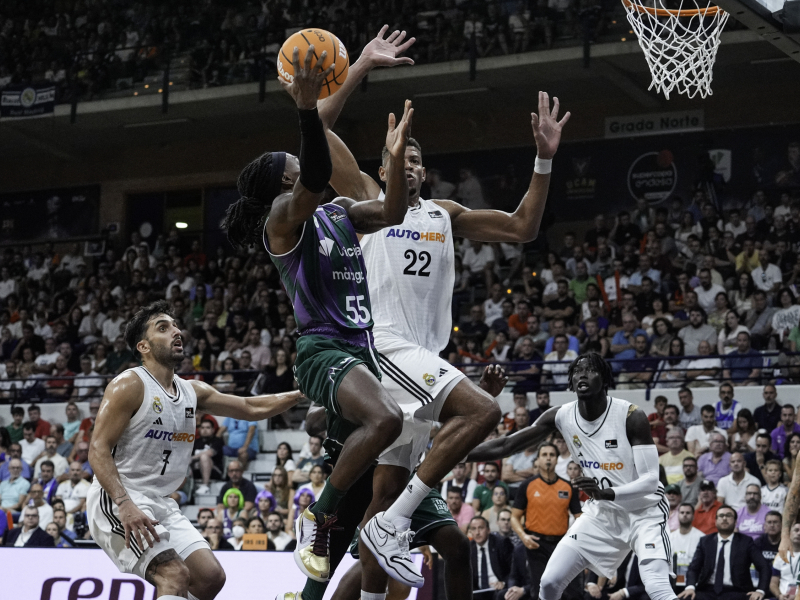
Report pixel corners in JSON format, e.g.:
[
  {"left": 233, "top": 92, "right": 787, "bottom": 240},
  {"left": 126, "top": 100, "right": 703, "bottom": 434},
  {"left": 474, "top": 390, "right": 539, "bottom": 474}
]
[{"left": 160, "top": 450, "right": 172, "bottom": 476}]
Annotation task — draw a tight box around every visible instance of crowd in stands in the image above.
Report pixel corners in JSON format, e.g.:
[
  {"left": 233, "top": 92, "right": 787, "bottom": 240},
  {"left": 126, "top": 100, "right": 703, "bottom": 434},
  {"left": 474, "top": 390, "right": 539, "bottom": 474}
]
[
  {"left": 446, "top": 183, "right": 800, "bottom": 391},
  {"left": 4, "top": 374, "right": 800, "bottom": 600},
  {"left": 0, "top": 0, "right": 616, "bottom": 101}
]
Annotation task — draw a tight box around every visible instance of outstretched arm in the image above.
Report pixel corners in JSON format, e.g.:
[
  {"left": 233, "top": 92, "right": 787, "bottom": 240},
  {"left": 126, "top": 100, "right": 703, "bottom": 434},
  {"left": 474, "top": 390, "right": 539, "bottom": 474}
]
[
  {"left": 267, "top": 45, "right": 336, "bottom": 246},
  {"left": 339, "top": 100, "right": 413, "bottom": 233},
  {"left": 434, "top": 92, "right": 570, "bottom": 243},
  {"left": 468, "top": 406, "right": 559, "bottom": 461},
  {"left": 319, "top": 26, "right": 415, "bottom": 130},
  {"left": 191, "top": 380, "right": 302, "bottom": 421},
  {"left": 319, "top": 27, "right": 414, "bottom": 201}
]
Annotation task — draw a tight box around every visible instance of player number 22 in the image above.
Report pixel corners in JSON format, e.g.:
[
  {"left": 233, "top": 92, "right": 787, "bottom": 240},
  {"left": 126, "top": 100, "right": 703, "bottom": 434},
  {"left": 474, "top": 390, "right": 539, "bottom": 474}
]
[
  {"left": 346, "top": 295, "right": 371, "bottom": 324},
  {"left": 403, "top": 249, "right": 431, "bottom": 277}
]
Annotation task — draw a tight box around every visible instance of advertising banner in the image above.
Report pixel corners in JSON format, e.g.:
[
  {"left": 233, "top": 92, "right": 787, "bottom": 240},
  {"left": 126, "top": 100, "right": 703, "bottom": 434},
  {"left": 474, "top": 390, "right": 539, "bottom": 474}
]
[
  {"left": 1, "top": 548, "right": 423, "bottom": 600},
  {"left": 0, "top": 84, "right": 56, "bottom": 118}
]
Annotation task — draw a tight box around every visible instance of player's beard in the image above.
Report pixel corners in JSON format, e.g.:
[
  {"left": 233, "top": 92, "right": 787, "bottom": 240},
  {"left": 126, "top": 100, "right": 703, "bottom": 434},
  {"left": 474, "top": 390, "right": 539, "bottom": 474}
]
[{"left": 150, "top": 340, "right": 184, "bottom": 369}]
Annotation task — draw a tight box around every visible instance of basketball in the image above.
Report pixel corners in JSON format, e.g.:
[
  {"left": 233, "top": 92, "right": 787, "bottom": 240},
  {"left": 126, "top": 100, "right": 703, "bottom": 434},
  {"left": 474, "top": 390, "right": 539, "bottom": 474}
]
[{"left": 277, "top": 28, "right": 350, "bottom": 99}]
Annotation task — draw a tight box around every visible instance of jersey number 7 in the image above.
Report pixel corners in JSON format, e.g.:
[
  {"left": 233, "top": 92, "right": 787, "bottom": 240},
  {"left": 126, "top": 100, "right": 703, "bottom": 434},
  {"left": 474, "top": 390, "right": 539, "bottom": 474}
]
[{"left": 160, "top": 450, "right": 172, "bottom": 476}]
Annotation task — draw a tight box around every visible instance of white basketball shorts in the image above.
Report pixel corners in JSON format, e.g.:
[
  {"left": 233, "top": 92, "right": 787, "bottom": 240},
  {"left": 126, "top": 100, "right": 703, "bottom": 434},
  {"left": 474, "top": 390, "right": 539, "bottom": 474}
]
[
  {"left": 374, "top": 332, "right": 466, "bottom": 471},
  {"left": 87, "top": 482, "right": 208, "bottom": 578},
  {"left": 558, "top": 496, "right": 672, "bottom": 578}
]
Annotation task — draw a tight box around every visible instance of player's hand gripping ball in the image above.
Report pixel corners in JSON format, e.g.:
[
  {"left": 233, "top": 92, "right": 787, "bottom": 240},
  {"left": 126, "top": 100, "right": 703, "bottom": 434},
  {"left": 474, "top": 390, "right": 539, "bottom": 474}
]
[{"left": 278, "top": 29, "right": 349, "bottom": 99}]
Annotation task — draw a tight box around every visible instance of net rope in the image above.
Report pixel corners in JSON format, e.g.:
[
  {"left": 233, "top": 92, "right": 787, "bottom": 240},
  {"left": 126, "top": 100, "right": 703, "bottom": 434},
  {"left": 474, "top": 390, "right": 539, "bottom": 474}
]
[{"left": 622, "top": 0, "right": 730, "bottom": 99}]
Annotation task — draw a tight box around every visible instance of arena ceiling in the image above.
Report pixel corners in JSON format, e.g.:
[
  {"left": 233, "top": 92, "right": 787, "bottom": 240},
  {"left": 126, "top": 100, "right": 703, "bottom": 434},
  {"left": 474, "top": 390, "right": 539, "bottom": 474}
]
[{"left": 1, "top": 32, "right": 798, "bottom": 191}]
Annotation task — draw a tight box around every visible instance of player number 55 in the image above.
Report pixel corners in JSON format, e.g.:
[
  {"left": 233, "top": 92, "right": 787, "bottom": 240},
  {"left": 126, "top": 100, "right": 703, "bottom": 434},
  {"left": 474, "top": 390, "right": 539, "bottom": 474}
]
[{"left": 346, "top": 295, "right": 371, "bottom": 324}]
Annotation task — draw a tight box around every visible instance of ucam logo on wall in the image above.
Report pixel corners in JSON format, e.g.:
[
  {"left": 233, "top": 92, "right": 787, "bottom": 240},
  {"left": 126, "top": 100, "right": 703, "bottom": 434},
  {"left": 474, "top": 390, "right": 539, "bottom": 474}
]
[{"left": 3, "top": 548, "right": 424, "bottom": 600}]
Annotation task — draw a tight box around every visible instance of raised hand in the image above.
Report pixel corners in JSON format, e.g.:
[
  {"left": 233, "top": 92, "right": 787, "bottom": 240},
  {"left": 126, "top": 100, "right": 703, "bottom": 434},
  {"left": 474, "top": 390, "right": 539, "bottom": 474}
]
[
  {"left": 531, "top": 91, "right": 571, "bottom": 160},
  {"left": 361, "top": 25, "right": 416, "bottom": 68},
  {"left": 480, "top": 365, "right": 509, "bottom": 398},
  {"left": 385, "top": 99, "right": 414, "bottom": 160},
  {"left": 279, "top": 45, "right": 336, "bottom": 110}
]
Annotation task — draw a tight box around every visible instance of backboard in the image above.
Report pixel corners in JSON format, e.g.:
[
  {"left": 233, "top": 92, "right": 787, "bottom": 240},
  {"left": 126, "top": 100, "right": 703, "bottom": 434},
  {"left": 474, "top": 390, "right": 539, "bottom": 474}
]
[{"left": 713, "top": 0, "right": 800, "bottom": 62}]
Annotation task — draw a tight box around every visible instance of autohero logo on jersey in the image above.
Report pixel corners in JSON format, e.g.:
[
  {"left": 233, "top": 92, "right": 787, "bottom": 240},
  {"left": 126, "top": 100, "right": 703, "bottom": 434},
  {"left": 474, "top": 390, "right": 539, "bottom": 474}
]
[
  {"left": 143, "top": 428, "right": 195, "bottom": 443},
  {"left": 579, "top": 459, "right": 624, "bottom": 470},
  {"left": 385, "top": 228, "right": 446, "bottom": 243}
]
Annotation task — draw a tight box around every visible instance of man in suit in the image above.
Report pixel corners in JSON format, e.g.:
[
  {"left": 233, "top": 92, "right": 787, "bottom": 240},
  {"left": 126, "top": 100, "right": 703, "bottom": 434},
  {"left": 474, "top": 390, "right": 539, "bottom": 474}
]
[
  {"left": 505, "top": 541, "right": 532, "bottom": 600},
  {"left": 585, "top": 551, "right": 649, "bottom": 600},
  {"left": 679, "top": 504, "right": 770, "bottom": 600},
  {"left": 470, "top": 516, "right": 514, "bottom": 600},
  {"left": 3, "top": 506, "right": 55, "bottom": 547}
]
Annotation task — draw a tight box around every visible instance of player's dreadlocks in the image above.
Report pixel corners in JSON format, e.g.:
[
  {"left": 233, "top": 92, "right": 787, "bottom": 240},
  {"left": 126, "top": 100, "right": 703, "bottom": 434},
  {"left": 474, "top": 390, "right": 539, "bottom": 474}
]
[
  {"left": 567, "top": 352, "right": 614, "bottom": 393},
  {"left": 221, "top": 151, "right": 286, "bottom": 248}
]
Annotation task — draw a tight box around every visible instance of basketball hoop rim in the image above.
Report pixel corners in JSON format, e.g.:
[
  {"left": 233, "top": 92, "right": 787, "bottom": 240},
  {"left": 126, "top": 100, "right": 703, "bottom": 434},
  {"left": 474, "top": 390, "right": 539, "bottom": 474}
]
[{"left": 621, "top": 0, "right": 723, "bottom": 17}]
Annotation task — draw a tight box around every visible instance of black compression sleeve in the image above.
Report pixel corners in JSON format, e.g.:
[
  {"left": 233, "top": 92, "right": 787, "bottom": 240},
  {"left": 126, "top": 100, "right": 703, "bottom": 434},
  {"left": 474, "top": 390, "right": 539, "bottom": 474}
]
[{"left": 297, "top": 107, "right": 332, "bottom": 194}]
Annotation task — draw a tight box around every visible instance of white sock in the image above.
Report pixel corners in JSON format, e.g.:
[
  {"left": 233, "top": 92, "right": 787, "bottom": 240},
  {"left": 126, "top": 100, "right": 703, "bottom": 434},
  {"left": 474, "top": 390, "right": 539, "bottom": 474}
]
[
  {"left": 361, "top": 591, "right": 386, "bottom": 600},
  {"left": 188, "top": 594, "right": 200, "bottom": 600},
  {"left": 382, "top": 474, "right": 431, "bottom": 527}
]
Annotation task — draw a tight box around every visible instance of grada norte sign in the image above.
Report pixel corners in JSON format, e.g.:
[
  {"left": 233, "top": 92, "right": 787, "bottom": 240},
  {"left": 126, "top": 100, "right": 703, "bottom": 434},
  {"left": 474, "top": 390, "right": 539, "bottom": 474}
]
[{"left": 605, "top": 110, "right": 704, "bottom": 138}]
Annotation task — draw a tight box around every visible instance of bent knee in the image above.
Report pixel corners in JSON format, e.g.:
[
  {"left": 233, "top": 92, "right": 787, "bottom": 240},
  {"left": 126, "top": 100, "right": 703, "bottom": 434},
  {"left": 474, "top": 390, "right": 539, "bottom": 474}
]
[
  {"left": 538, "top": 572, "right": 563, "bottom": 600},
  {"left": 201, "top": 562, "right": 226, "bottom": 592},
  {"left": 474, "top": 399, "right": 501, "bottom": 432},
  {"left": 154, "top": 560, "right": 191, "bottom": 592},
  {"left": 373, "top": 401, "right": 403, "bottom": 441},
  {"left": 440, "top": 531, "right": 470, "bottom": 563}
]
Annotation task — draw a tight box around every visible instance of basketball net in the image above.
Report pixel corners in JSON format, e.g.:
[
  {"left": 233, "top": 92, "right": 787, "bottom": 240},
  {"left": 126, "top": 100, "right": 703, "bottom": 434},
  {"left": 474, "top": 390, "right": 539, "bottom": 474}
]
[{"left": 622, "top": 0, "right": 730, "bottom": 99}]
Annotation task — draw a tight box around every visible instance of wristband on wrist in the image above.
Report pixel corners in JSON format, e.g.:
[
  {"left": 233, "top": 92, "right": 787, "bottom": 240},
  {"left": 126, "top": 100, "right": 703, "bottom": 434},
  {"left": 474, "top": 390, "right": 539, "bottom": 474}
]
[{"left": 534, "top": 156, "right": 552, "bottom": 174}]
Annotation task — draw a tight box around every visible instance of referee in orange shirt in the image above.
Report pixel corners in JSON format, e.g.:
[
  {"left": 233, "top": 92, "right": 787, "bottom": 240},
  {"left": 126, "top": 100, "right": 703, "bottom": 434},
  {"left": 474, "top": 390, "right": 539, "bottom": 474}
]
[{"left": 511, "top": 442, "right": 584, "bottom": 599}]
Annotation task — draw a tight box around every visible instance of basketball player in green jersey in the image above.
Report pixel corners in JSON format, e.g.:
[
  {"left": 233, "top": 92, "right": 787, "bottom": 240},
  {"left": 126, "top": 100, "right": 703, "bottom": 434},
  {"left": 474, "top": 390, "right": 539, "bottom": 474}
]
[{"left": 221, "top": 45, "right": 412, "bottom": 584}]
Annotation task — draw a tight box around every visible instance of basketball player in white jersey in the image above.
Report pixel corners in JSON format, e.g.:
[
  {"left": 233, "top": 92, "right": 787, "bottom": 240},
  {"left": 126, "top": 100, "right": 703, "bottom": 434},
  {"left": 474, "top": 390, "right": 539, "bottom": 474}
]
[
  {"left": 87, "top": 301, "right": 302, "bottom": 600},
  {"left": 467, "top": 352, "right": 678, "bottom": 600},
  {"left": 311, "top": 27, "right": 571, "bottom": 592}
]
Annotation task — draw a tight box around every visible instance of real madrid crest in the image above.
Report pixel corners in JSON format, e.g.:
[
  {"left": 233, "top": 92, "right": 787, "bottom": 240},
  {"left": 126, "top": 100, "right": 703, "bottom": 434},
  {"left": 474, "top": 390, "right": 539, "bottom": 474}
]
[
  {"left": 152, "top": 396, "right": 164, "bottom": 414},
  {"left": 423, "top": 373, "right": 436, "bottom": 386},
  {"left": 573, "top": 434, "right": 582, "bottom": 448}
]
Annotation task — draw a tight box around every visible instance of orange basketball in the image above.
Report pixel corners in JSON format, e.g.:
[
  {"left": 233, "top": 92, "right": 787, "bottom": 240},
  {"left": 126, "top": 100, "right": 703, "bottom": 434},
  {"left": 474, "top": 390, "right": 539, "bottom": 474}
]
[{"left": 277, "top": 29, "right": 349, "bottom": 99}]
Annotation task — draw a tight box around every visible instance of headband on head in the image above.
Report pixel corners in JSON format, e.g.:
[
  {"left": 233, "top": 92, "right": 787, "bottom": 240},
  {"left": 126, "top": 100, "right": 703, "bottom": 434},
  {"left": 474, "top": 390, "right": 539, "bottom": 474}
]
[{"left": 267, "top": 151, "right": 287, "bottom": 203}]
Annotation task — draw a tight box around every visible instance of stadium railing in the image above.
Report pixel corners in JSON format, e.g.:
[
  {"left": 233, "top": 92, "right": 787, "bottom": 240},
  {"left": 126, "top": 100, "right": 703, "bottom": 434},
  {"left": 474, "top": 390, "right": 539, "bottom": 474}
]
[{"left": 1, "top": 353, "right": 792, "bottom": 406}]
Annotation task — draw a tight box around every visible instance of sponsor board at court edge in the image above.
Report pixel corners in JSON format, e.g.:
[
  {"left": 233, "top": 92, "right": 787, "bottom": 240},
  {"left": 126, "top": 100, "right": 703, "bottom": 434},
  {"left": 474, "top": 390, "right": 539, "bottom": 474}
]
[{"left": 6, "top": 548, "right": 423, "bottom": 600}]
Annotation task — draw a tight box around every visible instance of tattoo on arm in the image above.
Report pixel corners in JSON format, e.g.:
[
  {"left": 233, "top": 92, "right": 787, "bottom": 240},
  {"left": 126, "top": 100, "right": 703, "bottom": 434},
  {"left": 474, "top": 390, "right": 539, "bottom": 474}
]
[{"left": 144, "top": 548, "right": 182, "bottom": 587}]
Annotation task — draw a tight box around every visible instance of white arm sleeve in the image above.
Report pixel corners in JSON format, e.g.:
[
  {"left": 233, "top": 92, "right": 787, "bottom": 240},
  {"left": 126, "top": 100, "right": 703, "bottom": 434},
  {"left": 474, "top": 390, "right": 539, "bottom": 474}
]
[{"left": 609, "top": 445, "right": 661, "bottom": 510}]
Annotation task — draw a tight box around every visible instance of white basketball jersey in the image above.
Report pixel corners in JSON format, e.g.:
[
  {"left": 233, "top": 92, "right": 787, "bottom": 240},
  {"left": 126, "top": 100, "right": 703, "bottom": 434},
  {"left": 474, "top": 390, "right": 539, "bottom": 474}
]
[
  {"left": 361, "top": 195, "right": 455, "bottom": 352},
  {"left": 111, "top": 366, "right": 198, "bottom": 497},
  {"left": 555, "top": 396, "right": 663, "bottom": 513}
]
